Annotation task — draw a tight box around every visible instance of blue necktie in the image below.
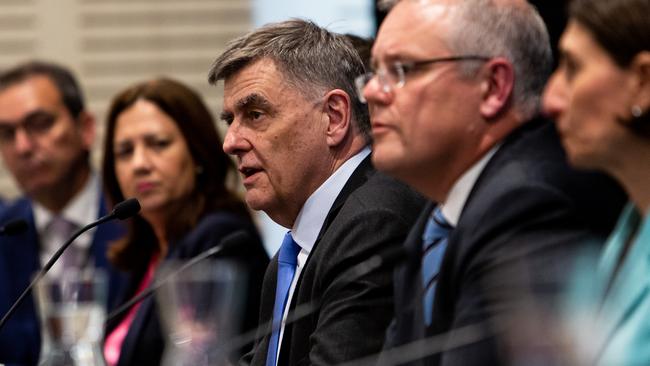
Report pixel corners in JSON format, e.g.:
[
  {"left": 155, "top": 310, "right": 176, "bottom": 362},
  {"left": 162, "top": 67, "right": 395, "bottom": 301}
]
[
  {"left": 266, "top": 232, "right": 300, "bottom": 366},
  {"left": 421, "top": 207, "right": 452, "bottom": 326}
]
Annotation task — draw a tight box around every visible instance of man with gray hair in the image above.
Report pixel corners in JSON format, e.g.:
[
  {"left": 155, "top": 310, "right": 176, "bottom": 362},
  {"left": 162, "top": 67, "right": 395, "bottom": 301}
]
[
  {"left": 357, "top": 0, "right": 625, "bottom": 364},
  {"left": 209, "top": 19, "right": 424, "bottom": 366}
]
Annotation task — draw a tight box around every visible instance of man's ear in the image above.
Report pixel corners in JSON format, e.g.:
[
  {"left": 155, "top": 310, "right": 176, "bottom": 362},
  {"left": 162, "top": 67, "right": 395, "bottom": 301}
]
[
  {"left": 323, "top": 89, "right": 352, "bottom": 147},
  {"left": 479, "top": 57, "right": 515, "bottom": 119},
  {"left": 77, "top": 110, "right": 96, "bottom": 151}
]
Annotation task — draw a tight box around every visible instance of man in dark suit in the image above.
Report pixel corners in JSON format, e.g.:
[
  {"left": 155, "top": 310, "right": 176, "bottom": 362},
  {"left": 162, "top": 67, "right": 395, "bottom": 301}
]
[
  {"left": 358, "top": 0, "right": 625, "bottom": 364},
  {"left": 208, "top": 19, "right": 425, "bottom": 366},
  {"left": 0, "top": 61, "right": 125, "bottom": 365}
]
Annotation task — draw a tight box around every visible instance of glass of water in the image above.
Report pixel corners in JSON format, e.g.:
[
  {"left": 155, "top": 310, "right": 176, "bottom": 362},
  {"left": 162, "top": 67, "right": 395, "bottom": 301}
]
[
  {"left": 155, "top": 260, "right": 244, "bottom": 366},
  {"left": 34, "top": 269, "right": 107, "bottom": 366}
]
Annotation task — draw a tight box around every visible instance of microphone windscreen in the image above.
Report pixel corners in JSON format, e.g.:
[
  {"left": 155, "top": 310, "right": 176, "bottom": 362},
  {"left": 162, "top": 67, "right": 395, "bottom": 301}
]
[
  {"left": 111, "top": 198, "right": 141, "bottom": 220},
  {"left": 1, "top": 219, "right": 28, "bottom": 236}
]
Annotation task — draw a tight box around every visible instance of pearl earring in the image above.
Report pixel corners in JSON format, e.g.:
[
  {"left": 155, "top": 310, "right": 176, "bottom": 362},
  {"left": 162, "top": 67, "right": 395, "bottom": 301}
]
[{"left": 631, "top": 105, "right": 643, "bottom": 118}]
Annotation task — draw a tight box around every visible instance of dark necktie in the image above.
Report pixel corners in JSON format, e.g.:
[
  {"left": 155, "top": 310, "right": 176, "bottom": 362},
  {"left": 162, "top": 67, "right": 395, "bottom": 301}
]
[
  {"left": 48, "top": 216, "right": 81, "bottom": 272},
  {"left": 421, "top": 207, "right": 452, "bottom": 326},
  {"left": 266, "top": 232, "right": 299, "bottom": 366}
]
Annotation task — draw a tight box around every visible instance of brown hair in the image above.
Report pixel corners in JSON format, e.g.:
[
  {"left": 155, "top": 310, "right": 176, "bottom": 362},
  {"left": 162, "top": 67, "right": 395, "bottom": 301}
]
[
  {"left": 570, "top": 0, "right": 650, "bottom": 135},
  {"left": 102, "top": 78, "right": 249, "bottom": 270}
]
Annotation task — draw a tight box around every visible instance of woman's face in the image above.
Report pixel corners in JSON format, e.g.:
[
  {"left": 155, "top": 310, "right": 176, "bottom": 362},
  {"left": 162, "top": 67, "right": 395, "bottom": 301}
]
[
  {"left": 543, "top": 20, "right": 638, "bottom": 171},
  {"left": 113, "top": 99, "right": 197, "bottom": 223}
]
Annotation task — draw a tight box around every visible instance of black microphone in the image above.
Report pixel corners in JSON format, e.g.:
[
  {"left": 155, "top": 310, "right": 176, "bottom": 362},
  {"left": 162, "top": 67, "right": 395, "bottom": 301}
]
[
  {"left": 111, "top": 197, "right": 141, "bottom": 220},
  {"left": 0, "top": 198, "right": 141, "bottom": 331},
  {"left": 106, "top": 230, "right": 252, "bottom": 322},
  {"left": 212, "top": 246, "right": 407, "bottom": 358},
  {"left": 0, "top": 219, "right": 28, "bottom": 236}
]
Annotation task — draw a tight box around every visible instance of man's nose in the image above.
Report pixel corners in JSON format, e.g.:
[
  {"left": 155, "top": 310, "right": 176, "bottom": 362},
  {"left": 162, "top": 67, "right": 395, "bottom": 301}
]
[
  {"left": 13, "top": 128, "right": 34, "bottom": 155},
  {"left": 222, "top": 122, "right": 251, "bottom": 156}
]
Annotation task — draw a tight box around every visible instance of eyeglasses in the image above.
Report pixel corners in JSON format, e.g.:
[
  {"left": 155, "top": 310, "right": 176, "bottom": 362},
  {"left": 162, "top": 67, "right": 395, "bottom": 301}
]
[
  {"left": 0, "top": 111, "right": 58, "bottom": 145},
  {"left": 355, "top": 55, "right": 490, "bottom": 103}
]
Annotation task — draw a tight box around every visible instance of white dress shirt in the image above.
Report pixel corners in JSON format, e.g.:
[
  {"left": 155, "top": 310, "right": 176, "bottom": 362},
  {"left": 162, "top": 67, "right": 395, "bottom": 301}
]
[
  {"left": 439, "top": 147, "right": 499, "bottom": 224},
  {"left": 275, "top": 146, "right": 371, "bottom": 362}
]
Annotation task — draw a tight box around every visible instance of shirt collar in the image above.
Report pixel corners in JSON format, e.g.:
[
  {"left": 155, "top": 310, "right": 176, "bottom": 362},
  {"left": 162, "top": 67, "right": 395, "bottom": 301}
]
[
  {"left": 33, "top": 172, "right": 100, "bottom": 235},
  {"left": 291, "top": 146, "right": 371, "bottom": 254},
  {"left": 440, "top": 146, "right": 499, "bottom": 226}
]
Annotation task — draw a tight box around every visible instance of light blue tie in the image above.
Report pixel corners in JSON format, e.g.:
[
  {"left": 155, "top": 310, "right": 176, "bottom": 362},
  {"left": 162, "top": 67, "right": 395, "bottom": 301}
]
[
  {"left": 266, "top": 232, "right": 300, "bottom": 366},
  {"left": 421, "top": 207, "right": 452, "bottom": 326}
]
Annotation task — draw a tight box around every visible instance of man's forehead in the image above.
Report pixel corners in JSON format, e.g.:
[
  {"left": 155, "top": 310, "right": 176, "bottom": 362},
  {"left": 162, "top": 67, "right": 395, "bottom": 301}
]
[
  {"left": 0, "top": 77, "right": 63, "bottom": 122},
  {"left": 0, "top": 76, "right": 61, "bottom": 106},
  {"left": 223, "top": 59, "right": 282, "bottom": 97},
  {"left": 373, "top": 1, "right": 454, "bottom": 60}
]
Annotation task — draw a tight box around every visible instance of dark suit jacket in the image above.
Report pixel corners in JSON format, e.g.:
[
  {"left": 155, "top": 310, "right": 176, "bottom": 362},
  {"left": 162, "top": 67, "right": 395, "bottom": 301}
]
[
  {"left": 382, "top": 119, "right": 626, "bottom": 366},
  {"left": 106, "top": 211, "right": 269, "bottom": 366},
  {"left": 0, "top": 195, "right": 127, "bottom": 366},
  {"left": 241, "top": 156, "right": 426, "bottom": 366}
]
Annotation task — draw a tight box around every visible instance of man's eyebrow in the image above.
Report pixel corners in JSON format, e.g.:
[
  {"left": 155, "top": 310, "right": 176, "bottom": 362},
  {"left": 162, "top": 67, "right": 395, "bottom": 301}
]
[
  {"left": 219, "top": 110, "right": 233, "bottom": 122},
  {"left": 220, "top": 93, "right": 276, "bottom": 122},
  {"left": 0, "top": 109, "right": 53, "bottom": 126},
  {"left": 235, "top": 93, "right": 273, "bottom": 111}
]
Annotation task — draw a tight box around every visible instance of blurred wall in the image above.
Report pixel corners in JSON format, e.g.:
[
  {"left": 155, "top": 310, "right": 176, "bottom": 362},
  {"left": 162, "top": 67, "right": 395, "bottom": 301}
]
[
  {"left": 0, "top": 0, "right": 252, "bottom": 197},
  {"left": 0, "top": 0, "right": 375, "bottom": 256}
]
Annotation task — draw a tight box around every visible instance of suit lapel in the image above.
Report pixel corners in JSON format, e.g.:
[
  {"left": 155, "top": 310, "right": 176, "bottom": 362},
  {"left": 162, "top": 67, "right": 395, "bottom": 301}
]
[
  {"left": 596, "top": 207, "right": 650, "bottom": 353},
  {"left": 251, "top": 256, "right": 278, "bottom": 366},
  {"left": 278, "top": 155, "right": 374, "bottom": 365},
  {"left": 7, "top": 200, "right": 41, "bottom": 294},
  {"left": 314, "top": 156, "right": 374, "bottom": 243},
  {"left": 401, "top": 203, "right": 434, "bottom": 336}
]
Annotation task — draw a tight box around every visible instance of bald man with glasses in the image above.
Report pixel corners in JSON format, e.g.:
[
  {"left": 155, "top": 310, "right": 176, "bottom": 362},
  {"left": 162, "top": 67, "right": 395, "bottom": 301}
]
[{"left": 358, "top": 0, "right": 626, "bottom": 365}]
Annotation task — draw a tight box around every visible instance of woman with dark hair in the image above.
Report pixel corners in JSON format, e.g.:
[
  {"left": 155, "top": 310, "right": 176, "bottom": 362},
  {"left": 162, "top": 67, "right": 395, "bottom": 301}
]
[
  {"left": 101, "top": 78, "right": 268, "bottom": 366},
  {"left": 543, "top": 0, "right": 649, "bottom": 364}
]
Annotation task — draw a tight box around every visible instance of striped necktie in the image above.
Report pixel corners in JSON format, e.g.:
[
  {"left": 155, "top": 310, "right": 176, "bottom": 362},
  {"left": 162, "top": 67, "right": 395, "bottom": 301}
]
[{"left": 421, "top": 207, "right": 452, "bottom": 326}]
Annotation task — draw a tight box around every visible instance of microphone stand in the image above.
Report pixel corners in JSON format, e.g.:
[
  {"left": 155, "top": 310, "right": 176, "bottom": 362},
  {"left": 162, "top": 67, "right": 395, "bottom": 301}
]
[
  {"left": 0, "top": 198, "right": 140, "bottom": 331},
  {"left": 0, "top": 216, "right": 114, "bottom": 331}
]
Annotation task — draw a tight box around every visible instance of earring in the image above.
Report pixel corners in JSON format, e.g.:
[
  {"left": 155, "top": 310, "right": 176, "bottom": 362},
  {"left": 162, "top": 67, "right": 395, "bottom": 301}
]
[{"left": 631, "top": 105, "right": 643, "bottom": 118}]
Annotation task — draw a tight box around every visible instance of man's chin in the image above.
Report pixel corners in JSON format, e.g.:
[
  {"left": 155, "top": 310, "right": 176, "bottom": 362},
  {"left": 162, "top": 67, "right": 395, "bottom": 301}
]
[
  {"left": 244, "top": 193, "right": 270, "bottom": 212},
  {"left": 371, "top": 149, "right": 403, "bottom": 175}
]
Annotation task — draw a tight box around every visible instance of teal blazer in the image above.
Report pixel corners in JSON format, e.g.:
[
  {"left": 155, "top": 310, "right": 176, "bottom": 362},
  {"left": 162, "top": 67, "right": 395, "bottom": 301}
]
[{"left": 568, "top": 203, "right": 650, "bottom": 365}]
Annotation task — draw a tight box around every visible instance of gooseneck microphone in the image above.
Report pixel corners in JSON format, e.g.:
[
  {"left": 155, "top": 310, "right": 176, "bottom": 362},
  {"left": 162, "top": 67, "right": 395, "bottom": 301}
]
[
  {"left": 0, "top": 219, "right": 28, "bottom": 236},
  {"left": 0, "top": 198, "right": 141, "bottom": 331},
  {"left": 106, "top": 230, "right": 253, "bottom": 322}
]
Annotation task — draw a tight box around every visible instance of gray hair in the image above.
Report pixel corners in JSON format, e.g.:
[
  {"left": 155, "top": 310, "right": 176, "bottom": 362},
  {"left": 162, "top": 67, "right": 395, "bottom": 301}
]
[
  {"left": 208, "top": 19, "right": 370, "bottom": 140},
  {"left": 380, "top": 0, "right": 553, "bottom": 119}
]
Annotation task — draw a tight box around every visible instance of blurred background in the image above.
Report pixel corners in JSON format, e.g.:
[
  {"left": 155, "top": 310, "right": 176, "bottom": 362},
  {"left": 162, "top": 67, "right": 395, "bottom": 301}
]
[
  {"left": 0, "top": 0, "right": 375, "bottom": 254},
  {"left": 0, "top": 0, "right": 566, "bottom": 254}
]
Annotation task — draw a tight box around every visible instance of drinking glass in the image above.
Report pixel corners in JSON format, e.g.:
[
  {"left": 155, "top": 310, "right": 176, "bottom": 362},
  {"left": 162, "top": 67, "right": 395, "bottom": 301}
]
[
  {"left": 34, "top": 269, "right": 107, "bottom": 366},
  {"left": 155, "top": 260, "right": 244, "bottom": 366}
]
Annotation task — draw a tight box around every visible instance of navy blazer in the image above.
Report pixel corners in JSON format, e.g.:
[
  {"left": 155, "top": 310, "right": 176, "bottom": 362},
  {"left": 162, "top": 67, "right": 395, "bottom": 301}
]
[
  {"left": 382, "top": 119, "right": 626, "bottom": 366},
  {"left": 241, "top": 157, "right": 426, "bottom": 366},
  {"left": 0, "top": 196, "right": 126, "bottom": 366},
  {"left": 105, "top": 211, "right": 269, "bottom": 366}
]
